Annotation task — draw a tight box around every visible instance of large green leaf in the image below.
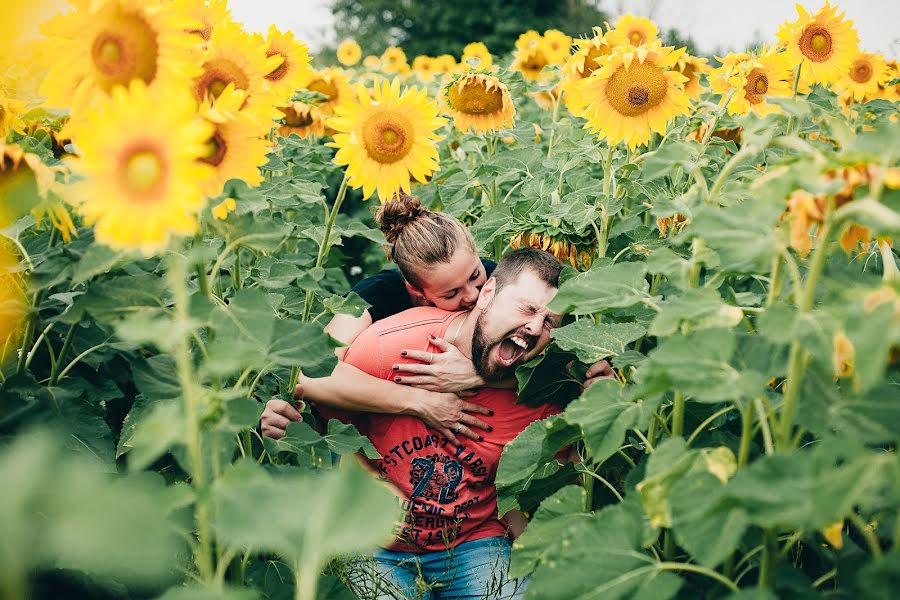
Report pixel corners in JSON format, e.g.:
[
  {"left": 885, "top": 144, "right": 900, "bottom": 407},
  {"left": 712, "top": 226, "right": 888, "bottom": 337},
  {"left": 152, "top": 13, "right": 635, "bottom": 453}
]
[
  {"left": 687, "top": 201, "right": 782, "bottom": 274},
  {"left": 548, "top": 262, "right": 650, "bottom": 315},
  {"left": 551, "top": 320, "right": 646, "bottom": 364},
  {"left": 263, "top": 419, "right": 379, "bottom": 465},
  {"left": 649, "top": 288, "right": 744, "bottom": 336},
  {"left": 514, "top": 346, "right": 583, "bottom": 409}
]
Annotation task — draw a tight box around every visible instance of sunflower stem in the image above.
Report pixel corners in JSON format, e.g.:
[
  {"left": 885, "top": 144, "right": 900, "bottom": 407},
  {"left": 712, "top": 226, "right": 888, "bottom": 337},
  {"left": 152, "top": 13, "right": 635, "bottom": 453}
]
[
  {"left": 671, "top": 391, "right": 686, "bottom": 438},
  {"left": 785, "top": 63, "right": 803, "bottom": 137},
  {"left": 708, "top": 147, "right": 752, "bottom": 203},
  {"left": 597, "top": 146, "right": 615, "bottom": 257},
  {"left": 303, "top": 173, "right": 349, "bottom": 321},
  {"left": 546, "top": 90, "right": 563, "bottom": 159}
]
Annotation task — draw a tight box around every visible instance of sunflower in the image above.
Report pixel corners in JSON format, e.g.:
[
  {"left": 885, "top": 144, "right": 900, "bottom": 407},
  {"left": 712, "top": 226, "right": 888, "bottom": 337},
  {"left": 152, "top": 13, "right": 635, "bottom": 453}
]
[
  {"left": 0, "top": 93, "right": 28, "bottom": 139},
  {"left": 277, "top": 101, "right": 326, "bottom": 138},
  {"left": 67, "top": 81, "right": 214, "bottom": 255},
  {"left": 192, "top": 22, "right": 281, "bottom": 123},
  {"left": 412, "top": 56, "right": 439, "bottom": 82},
  {"left": 832, "top": 331, "right": 855, "bottom": 380},
  {"left": 531, "top": 84, "right": 564, "bottom": 111},
  {"left": 674, "top": 53, "right": 709, "bottom": 101},
  {"left": 211, "top": 197, "right": 236, "bottom": 220},
  {"left": 337, "top": 39, "right": 362, "bottom": 66},
  {"left": 39, "top": 0, "right": 200, "bottom": 113},
  {"left": 327, "top": 78, "right": 446, "bottom": 202},
  {"left": 835, "top": 51, "right": 890, "bottom": 102},
  {"left": 461, "top": 42, "right": 492, "bottom": 70},
  {"left": 543, "top": 29, "right": 573, "bottom": 65},
  {"left": 562, "top": 28, "right": 621, "bottom": 110},
  {"left": 0, "top": 237, "right": 27, "bottom": 365},
  {"left": 260, "top": 25, "right": 312, "bottom": 104},
  {"left": 571, "top": 42, "right": 690, "bottom": 150},
  {"left": 776, "top": 1, "right": 859, "bottom": 86},
  {"left": 510, "top": 231, "right": 594, "bottom": 270},
  {"left": 512, "top": 45, "right": 551, "bottom": 82},
  {"left": 442, "top": 73, "right": 515, "bottom": 133},
  {"left": 0, "top": 143, "right": 56, "bottom": 228},
  {"left": 612, "top": 14, "right": 659, "bottom": 47},
  {"left": 197, "top": 85, "right": 272, "bottom": 197},
  {"left": 879, "top": 60, "right": 899, "bottom": 102},
  {"left": 786, "top": 190, "right": 825, "bottom": 255},
  {"left": 31, "top": 197, "right": 78, "bottom": 242},
  {"left": 172, "top": 0, "right": 232, "bottom": 43},
  {"left": 363, "top": 55, "right": 381, "bottom": 70},
  {"left": 303, "top": 68, "right": 352, "bottom": 115},
  {"left": 713, "top": 46, "right": 793, "bottom": 116},
  {"left": 515, "top": 30, "right": 543, "bottom": 51},
  {"left": 381, "top": 47, "right": 408, "bottom": 74},
  {"left": 657, "top": 214, "right": 691, "bottom": 237}
]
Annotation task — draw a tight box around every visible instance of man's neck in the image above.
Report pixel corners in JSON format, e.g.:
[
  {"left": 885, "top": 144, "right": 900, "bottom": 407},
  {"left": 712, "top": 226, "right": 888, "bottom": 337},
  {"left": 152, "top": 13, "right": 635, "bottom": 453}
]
[{"left": 449, "top": 309, "right": 480, "bottom": 358}]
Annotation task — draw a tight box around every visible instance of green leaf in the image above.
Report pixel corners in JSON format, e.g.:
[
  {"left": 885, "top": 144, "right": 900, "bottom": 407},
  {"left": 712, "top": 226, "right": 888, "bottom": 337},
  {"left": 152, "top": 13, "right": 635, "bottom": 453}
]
[
  {"left": 688, "top": 201, "right": 782, "bottom": 274},
  {"left": 263, "top": 419, "right": 379, "bottom": 463},
  {"left": 157, "top": 585, "right": 259, "bottom": 600},
  {"left": 60, "top": 274, "right": 166, "bottom": 325},
  {"left": 548, "top": 262, "right": 650, "bottom": 315},
  {"left": 70, "top": 244, "right": 128, "bottom": 285},
  {"left": 212, "top": 458, "right": 399, "bottom": 575},
  {"left": 322, "top": 292, "right": 371, "bottom": 317},
  {"left": 649, "top": 288, "right": 744, "bottom": 336},
  {"left": 551, "top": 320, "right": 646, "bottom": 363},
  {"left": 564, "top": 380, "right": 660, "bottom": 465},
  {"left": 514, "top": 346, "right": 583, "bottom": 409},
  {"left": 122, "top": 401, "right": 184, "bottom": 472}
]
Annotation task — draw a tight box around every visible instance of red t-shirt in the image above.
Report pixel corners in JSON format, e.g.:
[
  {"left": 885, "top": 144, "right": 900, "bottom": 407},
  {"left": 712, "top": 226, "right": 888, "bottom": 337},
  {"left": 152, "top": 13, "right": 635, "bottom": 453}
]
[{"left": 324, "top": 307, "right": 559, "bottom": 553}]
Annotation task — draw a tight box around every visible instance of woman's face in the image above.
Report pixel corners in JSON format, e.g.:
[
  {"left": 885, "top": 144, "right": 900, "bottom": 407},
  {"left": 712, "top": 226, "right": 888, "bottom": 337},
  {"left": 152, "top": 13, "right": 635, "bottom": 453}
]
[{"left": 410, "top": 247, "right": 487, "bottom": 311}]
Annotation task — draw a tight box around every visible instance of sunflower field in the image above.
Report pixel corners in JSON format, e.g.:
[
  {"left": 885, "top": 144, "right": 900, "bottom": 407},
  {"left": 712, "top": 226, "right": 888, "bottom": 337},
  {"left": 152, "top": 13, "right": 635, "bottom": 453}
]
[{"left": 1, "top": 0, "right": 899, "bottom": 598}]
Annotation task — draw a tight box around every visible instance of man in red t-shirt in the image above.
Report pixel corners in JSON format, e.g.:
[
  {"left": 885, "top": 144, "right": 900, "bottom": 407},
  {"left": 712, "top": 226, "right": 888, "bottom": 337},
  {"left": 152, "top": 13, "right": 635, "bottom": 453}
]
[{"left": 306, "top": 249, "right": 568, "bottom": 598}]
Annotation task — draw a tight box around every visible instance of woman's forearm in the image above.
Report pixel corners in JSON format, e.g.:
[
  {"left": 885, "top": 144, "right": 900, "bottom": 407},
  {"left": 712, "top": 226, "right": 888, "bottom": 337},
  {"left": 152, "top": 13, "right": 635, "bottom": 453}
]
[{"left": 302, "top": 361, "right": 422, "bottom": 417}]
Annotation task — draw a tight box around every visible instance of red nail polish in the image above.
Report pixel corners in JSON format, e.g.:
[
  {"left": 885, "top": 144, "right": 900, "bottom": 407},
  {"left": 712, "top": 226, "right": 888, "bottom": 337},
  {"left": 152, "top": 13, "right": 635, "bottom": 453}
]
[
  {"left": 478, "top": 436, "right": 484, "bottom": 442},
  {"left": 488, "top": 410, "right": 495, "bottom": 416},
  {"left": 487, "top": 426, "right": 493, "bottom": 432},
  {"left": 401, "top": 351, "right": 407, "bottom": 356},
  {"left": 392, "top": 366, "right": 399, "bottom": 371},
  {"left": 395, "top": 377, "right": 401, "bottom": 383}
]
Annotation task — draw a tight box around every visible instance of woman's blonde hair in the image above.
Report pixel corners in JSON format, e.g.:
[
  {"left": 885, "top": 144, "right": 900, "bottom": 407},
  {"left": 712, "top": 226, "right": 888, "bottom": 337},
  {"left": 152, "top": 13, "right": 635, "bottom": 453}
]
[{"left": 375, "top": 192, "right": 476, "bottom": 289}]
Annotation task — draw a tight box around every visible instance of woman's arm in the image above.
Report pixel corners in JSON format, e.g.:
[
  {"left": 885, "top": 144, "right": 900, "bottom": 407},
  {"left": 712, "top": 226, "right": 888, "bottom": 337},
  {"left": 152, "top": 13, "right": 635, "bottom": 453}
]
[{"left": 300, "top": 362, "right": 491, "bottom": 445}]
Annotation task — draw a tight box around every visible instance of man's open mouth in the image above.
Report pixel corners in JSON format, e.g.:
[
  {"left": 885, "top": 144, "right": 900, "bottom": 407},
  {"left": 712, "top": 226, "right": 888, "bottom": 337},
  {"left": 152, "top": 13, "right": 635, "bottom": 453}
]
[{"left": 497, "top": 333, "right": 533, "bottom": 367}]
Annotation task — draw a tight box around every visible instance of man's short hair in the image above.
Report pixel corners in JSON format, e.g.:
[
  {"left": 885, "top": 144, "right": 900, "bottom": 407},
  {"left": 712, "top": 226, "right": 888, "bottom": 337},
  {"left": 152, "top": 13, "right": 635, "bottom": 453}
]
[{"left": 492, "top": 248, "right": 564, "bottom": 291}]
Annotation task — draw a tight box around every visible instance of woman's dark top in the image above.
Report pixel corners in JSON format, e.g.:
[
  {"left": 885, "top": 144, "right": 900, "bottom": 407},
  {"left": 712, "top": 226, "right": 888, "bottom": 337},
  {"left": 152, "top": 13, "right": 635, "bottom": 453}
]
[{"left": 351, "top": 258, "right": 497, "bottom": 322}]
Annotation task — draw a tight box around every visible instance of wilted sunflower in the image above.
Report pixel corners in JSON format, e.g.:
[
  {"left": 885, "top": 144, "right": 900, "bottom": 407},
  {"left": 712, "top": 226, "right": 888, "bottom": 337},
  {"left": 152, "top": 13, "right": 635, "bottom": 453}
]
[
  {"left": 328, "top": 78, "right": 446, "bottom": 202},
  {"left": 39, "top": 0, "right": 200, "bottom": 113},
  {"left": 835, "top": 51, "right": 890, "bottom": 102},
  {"left": 192, "top": 22, "right": 281, "bottom": 123},
  {"left": 776, "top": 1, "right": 859, "bottom": 86},
  {"left": 461, "top": 42, "right": 492, "bottom": 70},
  {"left": 674, "top": 54, "right": 709, "bottom": 101},
  {"left": 303, "top": 68, "right": 352, "bottom": 115},
  {"left": 381, "top": 47, "right": 409, "bottom": 74},
  {"left": 172, "top": 0, "right": 232, "bottom": 43},
  {"left": 260, "top": 25, "right": 312, "bottom": 103},
  {"left": 543, "top": 29, "right": 573, "bottom": 65},
  {"left": 612, "top": 13, "right": 659, "bottom": 47},
  {"left": 571, "top": 42, "right": 690, "bottom": 150},
  {"left": 512, "top": 45, "right": 551, "bottom": 82},
  {"left": 531, "top": 84, "right": 564, "bottom": 111},
  {"left": 0, "top": 237, "right": 27, "bottom": 365},
  {"left": 442, "top": 73, "right": 515, "bottom": 133},
  {"left": 67, "top": 81, "right": 214, "bottom": 255},
  {"left": 412, "top": 56, "right": 438, "bottom": 82},
  {"left": 510, "top": 231, "right": 594, "bottom": 270},
  {"left": 277, "top": 101, "right": 325, "bottom": 138},
  {"left": 0, "top": 143, "right": 56, "bottom": 229},
  {"left": 711, "top": 47, "right": 792, "bottom": 116},
  {"left": 197, "top": 85, "right": 272, "bottom": 197},
  {"left": 337, "top": 39, "right": 362, "bottom": 66},
  {"left": 0, "top": 93, "right": 28, "bottom": 138}
]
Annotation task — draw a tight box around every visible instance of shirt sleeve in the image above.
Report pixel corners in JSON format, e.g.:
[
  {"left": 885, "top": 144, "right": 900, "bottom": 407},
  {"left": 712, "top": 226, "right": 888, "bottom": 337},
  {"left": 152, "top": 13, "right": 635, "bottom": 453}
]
[{"left": 350, "top": 269, "right": 411, "bottom": 322}]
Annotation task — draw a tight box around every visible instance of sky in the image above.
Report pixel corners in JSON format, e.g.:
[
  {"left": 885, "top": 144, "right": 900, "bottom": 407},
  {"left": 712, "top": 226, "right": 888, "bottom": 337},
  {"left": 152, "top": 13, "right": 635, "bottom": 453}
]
[{"left": 229, "top": 0, "right": 899, "bottom": 59}]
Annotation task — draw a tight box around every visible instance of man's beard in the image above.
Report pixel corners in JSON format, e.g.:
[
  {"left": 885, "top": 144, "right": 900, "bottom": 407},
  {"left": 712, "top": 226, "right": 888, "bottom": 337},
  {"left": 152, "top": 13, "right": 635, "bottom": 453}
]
[{"left": 471, "top": 311, "right": 514, "bottom": 382}]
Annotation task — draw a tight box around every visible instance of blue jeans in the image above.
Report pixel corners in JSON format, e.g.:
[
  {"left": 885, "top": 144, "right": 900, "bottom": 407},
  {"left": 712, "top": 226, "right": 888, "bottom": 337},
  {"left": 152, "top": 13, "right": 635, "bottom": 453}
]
[{"left": 350, "top": 536, "right": 527, "bottom": 600}]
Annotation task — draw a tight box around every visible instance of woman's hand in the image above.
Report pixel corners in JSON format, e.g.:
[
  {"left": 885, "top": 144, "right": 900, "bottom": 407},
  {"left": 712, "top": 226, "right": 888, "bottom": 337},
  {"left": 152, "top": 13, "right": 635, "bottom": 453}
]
[
  {"left": 393, "top": 336, "right": 486, "bottom": 393},
  {"left": 408, "top": 388, "right": 494, "bottom": 446}
]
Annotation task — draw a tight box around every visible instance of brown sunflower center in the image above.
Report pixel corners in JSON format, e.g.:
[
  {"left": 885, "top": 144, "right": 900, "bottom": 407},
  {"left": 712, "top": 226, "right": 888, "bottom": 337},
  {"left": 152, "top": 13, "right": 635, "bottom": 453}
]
[
  {"left": 522, "top": 50, "right": 549, "bottom": 72},
  {"left": 194, "top": 58, "right": 250, "bottom": 101},
  {"left": 200, "top": 130, "right": 227, "bottom": 167},
  {"left": 265, "top": 51, "right": 289, "bottom": 82},
  {"left": 744, "top": 68, "right": 769, "bottom": 103},
  {"left": 607, "top": 61, "right": 668, "bottom": 116},
  {"left": 362, "top": 111, "right": 413, "bottom": 164},
  {"left": 122, "top": 148, "right": 166, "bottom": 198},
  {"left": 280, "top": 106, "right": 314, "bottom": 127},
  {"left": 307, "top": 78, "right": 339, "bottom": 101},
  {"left": 448, "top": 79, "right": 505, "bottom": 115},
  {"left": 850, "top": 59, "right": 873, "bottom": 83},
  {"left": 90, "top": 13, "right": 159, "bottom": 91},
  {"left": 799, "top": 26, "right": 833, "bottom": 62}
]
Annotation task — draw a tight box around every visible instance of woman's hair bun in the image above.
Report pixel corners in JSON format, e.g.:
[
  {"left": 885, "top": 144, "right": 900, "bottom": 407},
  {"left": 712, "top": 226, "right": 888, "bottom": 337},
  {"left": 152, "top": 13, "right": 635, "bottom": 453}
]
[{"left": 375, "top": 191, "right": 425, "bottom": 244}]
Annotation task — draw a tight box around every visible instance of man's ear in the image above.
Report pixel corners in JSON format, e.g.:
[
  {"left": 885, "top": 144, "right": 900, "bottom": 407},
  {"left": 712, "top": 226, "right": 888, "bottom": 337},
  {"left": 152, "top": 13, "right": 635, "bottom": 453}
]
[{"left": 476, "top": 277, "right": 497, "bottom": 309}]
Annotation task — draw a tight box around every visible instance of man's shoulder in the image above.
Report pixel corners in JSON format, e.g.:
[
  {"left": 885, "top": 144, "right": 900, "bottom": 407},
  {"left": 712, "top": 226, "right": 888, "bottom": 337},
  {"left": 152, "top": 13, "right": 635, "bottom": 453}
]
[{"left": 369, "top": 306, "right": 458, "bottom": 336}]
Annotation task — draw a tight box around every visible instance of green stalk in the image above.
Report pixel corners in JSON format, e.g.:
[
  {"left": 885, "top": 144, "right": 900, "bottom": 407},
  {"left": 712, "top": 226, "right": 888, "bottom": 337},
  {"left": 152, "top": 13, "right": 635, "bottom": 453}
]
[
  {"left": 785, "top": 63, "right": 803, "bottom": 137},
  {"left": 169, "top": 257, "right": 214, "bottom": 580},
  {"left": 708, "top": 148, "right": 752, "bottom": 202},
  {"left": 777, "top": 219, "right": 832, "bottom": 451},
  {"left": 233, "top": 247, "right": 242, "bottom": 290},
  {"left": 737, "top": 401, "right": 753, "bottom": 469},
  {"left": 16, "top": 289, "right": 45, "bottom": 375},
  {"left": 597, "top": 146, "right": 614, "bottom": 257},
  {"left": 47, "top": 323, "right": 77, "bottom": 386},
  {"left": 671, "top": 391, "right": 686, "bottom": 437},
  {"left": 848, "top": 512, "right": 882, "bottom": 558},
  {"left": 546, "top": 91, "right": 563, "bottom": 159},
  {"left": 759, "top": 529, "right": 777, "bottom": 588},
  {"left": 766, "top": 254, "right": 782, "bottom": 306},
  {"left": 302, "top": 174, "right": 349, "bottom": 321},
  {"left": 689, "top": 239, "right": 704, "bottom": 287},
  {"left": 654, "top": 562, "right": 738, "bottom": 592}
]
